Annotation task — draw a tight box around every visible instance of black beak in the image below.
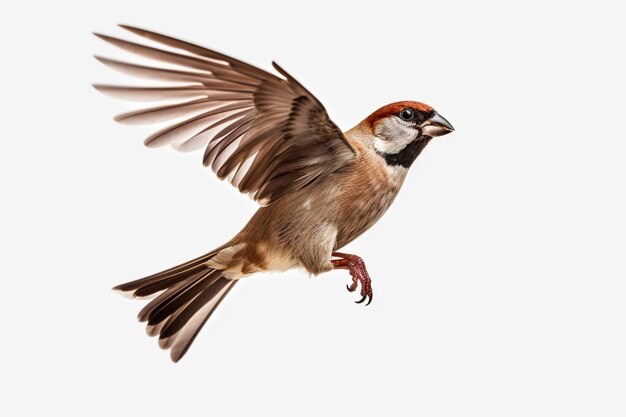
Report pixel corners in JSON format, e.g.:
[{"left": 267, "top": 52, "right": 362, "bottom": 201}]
[{"left": 421, "top": 112, "right": 454, "bottom": 137}]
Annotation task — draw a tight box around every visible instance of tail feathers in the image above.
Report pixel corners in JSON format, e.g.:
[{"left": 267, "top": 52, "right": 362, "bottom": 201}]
[
  {"left": 160, "top": 277, "right": 236, "bottom": 361},
  {"left": 113, "top": 250, "right": 219, "bottom": 299},
  {"left": 113, "top": 249, "right": 237, "bottom": 362}
]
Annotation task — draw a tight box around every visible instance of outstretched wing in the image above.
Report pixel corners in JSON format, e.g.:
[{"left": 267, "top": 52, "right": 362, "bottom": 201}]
[{"left": 94, "top": 25, "right": 356, "bottom": 205}]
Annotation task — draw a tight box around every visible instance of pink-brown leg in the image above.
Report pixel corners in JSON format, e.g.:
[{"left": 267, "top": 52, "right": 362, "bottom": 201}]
[{"left": 331, "top": 251, "right": 373, "bottom": 306}]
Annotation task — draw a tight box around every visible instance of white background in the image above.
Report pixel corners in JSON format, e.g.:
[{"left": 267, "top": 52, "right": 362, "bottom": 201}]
[{"left": 1, "top": 1, "right": 625, "bottom": 416}]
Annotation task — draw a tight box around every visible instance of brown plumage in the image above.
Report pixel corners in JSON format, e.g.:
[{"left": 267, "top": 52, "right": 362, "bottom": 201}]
[{"left": 96, "top": 25, "right": 454, "bottom": 361}]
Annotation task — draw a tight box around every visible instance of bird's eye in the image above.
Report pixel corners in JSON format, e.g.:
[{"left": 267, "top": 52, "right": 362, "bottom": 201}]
[{"left": 399, "top": 109, "right": 414, "bottom": 121}]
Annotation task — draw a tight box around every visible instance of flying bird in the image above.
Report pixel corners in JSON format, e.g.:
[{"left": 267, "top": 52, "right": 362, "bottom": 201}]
[{"left": 94, "top": 25, "right": 455, "bottom": 362}]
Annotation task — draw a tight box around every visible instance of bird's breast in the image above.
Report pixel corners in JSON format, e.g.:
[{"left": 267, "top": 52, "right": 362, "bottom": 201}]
[{"left": 334, "top": 155, "right": 408, "bottom": 248}]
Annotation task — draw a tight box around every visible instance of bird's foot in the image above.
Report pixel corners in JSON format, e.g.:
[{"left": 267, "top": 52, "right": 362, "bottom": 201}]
[{"left": 331, "top": 252, "right": 373, "bottom": 306}]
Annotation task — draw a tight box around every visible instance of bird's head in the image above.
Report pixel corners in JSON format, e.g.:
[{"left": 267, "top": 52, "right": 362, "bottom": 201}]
[{"left": 362, "top": 101, "right": 454, "bottom": 168}]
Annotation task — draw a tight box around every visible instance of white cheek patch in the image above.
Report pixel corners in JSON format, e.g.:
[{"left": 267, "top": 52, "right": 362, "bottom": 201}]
[{"left": 373, "top": 118, "right": 419, "bottom": 154}]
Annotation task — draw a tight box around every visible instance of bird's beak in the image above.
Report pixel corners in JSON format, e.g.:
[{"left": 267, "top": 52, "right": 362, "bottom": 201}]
[{"left": 421, "top": 112, "right": 454, "bottom": 137}]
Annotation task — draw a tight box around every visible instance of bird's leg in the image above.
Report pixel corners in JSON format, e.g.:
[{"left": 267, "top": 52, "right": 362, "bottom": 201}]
[{"left": 331, "top": 252, "right": 373, "bottom": 306}]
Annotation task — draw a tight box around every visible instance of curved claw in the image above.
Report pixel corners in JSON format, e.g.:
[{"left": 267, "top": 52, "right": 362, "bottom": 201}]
[
  {"left": 334, "top": 252, "right": 373, "bottom": 305},
  {"left": 365, "top": 293, "right": 373, "bottom": 306}
]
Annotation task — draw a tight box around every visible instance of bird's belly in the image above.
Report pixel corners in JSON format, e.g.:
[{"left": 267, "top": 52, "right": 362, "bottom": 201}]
[
  {"left": 335, "top": 188, "right": 399, "bottom": 248},
  {"left": 263, "top": 249, "right": 301, "bottom": 272}
]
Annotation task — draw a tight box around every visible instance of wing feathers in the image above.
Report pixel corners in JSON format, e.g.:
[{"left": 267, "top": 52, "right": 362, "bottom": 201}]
[
  {"left": 95, "top": 56, "right": 211, "bottom": 83},
  {"left": 93, "top": 84, "right": 213, "bottom": 102},
  {"left": 95, "top": 33, "right": 261, "bottom": 87},
  {"left": 204, "top": 115, "right": 255, "bottom": 167},
  {"left": 118, "top": 25, "right": 275, "bottom": 81},
  {"left": 96, "top": 26, "right": 355, "bottom": 205},
  {"left": 115, "top": 97, "right": 237, "bottom": 125},
  {"left": 174, "top": 109, "right": 252, "bottom": 153},
  {"left": 144, "top": 102, "right": 254, "bottom": 148}
]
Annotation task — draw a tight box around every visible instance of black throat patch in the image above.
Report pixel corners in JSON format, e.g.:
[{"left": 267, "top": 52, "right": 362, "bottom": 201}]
[{"left": 377, "top": 136, "right": 432, "bottom": 168}]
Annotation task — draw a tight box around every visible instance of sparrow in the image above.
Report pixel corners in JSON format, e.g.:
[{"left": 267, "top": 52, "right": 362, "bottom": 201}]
[{"left": 94, "top": 25, "right": 454, "bottom": 362}]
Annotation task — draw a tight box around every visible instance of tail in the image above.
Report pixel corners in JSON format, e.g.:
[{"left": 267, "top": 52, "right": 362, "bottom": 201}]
[{"left": 113, "top": 248, "right": 238, "bottom": 362}]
